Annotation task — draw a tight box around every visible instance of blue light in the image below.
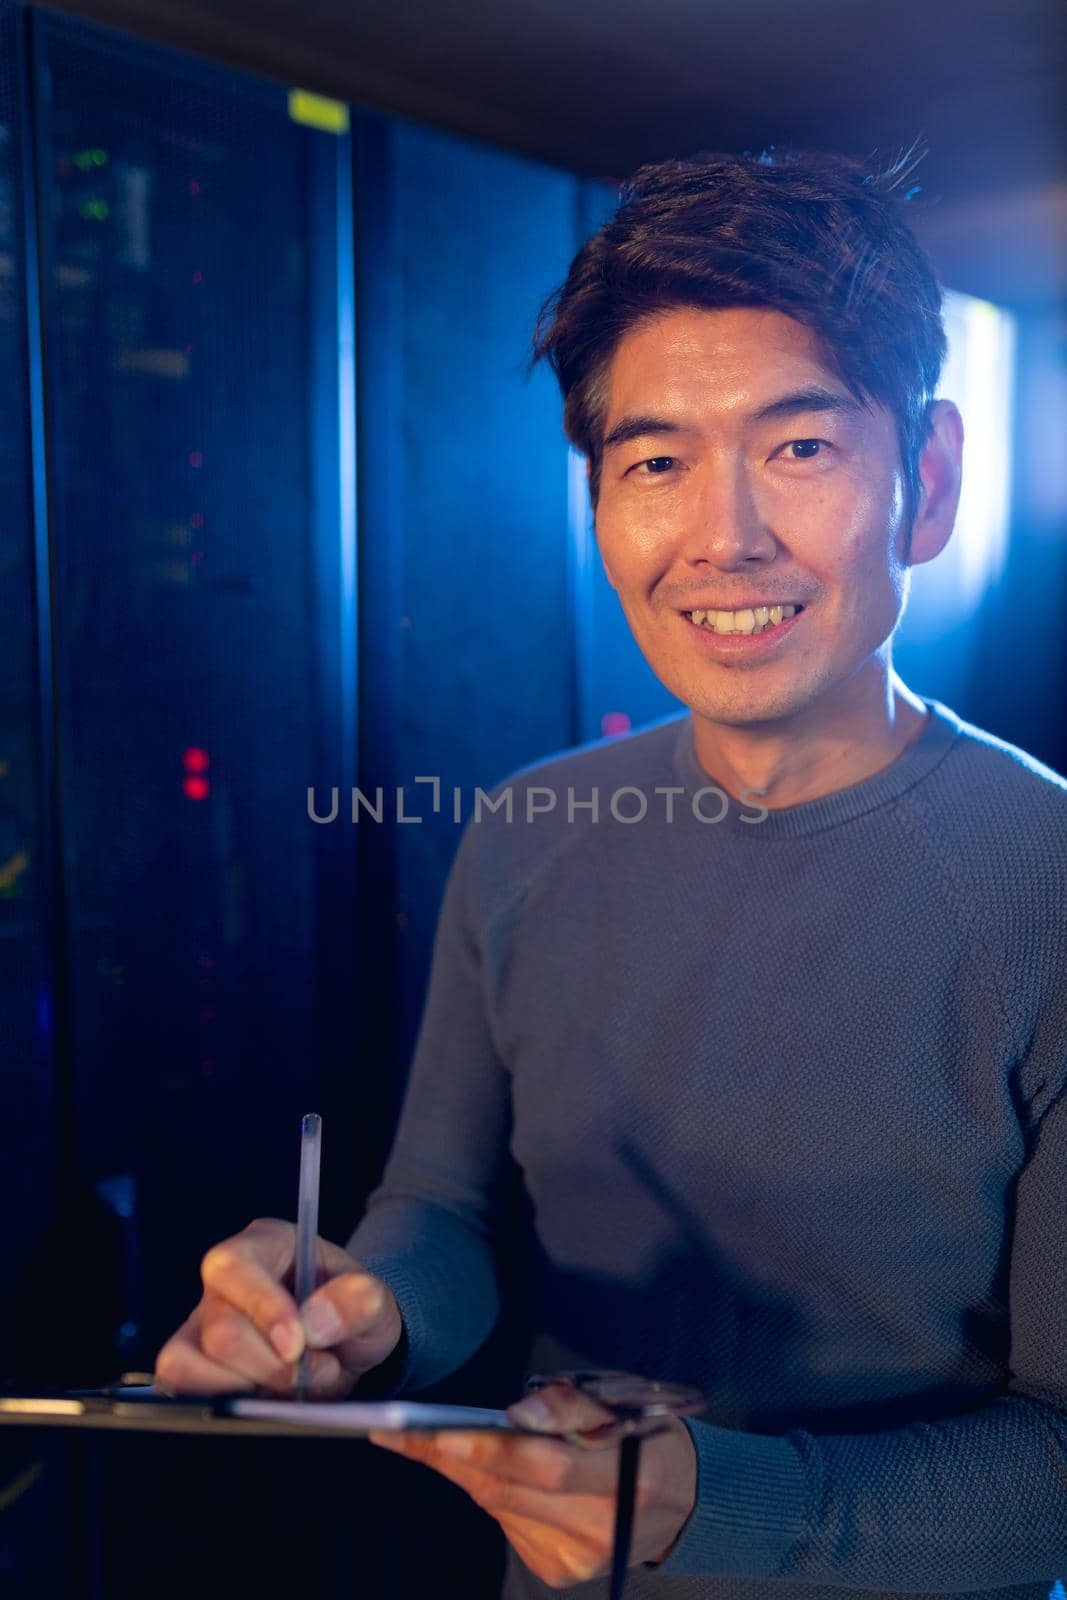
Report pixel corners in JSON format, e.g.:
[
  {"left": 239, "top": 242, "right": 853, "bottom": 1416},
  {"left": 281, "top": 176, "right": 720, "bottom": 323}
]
[
  {"left": 898, "top": 288, "right": 1016, "bottom": 639},
  {"left": 940, "top": 289, "right": 1016, "bottom": 603}
]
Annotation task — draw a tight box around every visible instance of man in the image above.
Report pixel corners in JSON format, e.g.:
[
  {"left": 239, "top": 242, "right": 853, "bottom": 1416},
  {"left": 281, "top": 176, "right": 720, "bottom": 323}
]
[{"left": 156, "top": 149, "right": 1067, "bottom": 1598}]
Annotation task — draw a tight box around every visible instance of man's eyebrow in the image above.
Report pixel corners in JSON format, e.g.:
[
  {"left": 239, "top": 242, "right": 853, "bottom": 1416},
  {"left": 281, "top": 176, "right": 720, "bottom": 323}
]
[
  {"left": 747, "top": 387, "right": 867, "bottom": 426},
  {"left": 601, "top": 416, "right": 693, "bottom": 453}
]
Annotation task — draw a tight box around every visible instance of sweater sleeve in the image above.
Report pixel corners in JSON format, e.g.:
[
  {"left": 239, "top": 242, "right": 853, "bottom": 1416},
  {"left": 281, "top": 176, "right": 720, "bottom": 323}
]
[
  {"left": 651, "top": 1080, "right": 1067, "bottom": 1589},
  {"left": 345, "top": 818, "right": 520, "bottom": 1397}
]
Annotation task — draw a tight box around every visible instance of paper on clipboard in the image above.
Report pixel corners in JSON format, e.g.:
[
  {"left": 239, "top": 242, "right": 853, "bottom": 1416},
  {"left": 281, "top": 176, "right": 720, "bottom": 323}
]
[{"left": 229, "top": 1397, "right": 514, "bottom": 1431}]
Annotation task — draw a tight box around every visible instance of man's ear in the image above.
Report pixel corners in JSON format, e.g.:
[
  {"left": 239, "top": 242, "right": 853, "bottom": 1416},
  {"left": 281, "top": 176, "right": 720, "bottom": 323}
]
[
  {"left": 907, "top": 399, "right": 964, "bottom": 567},
  {"left": 588, "top": 457, "right": 619, "bottom": 591}
]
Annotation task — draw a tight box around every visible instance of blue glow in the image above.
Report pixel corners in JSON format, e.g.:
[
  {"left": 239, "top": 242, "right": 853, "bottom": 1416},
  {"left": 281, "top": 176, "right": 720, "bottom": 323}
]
[
  {"left": 568, "top": 445, "right": 597, "bottom": 736},
  {"left": 941, "top": 289, "right": 1016, "bottom": 602},
  {"left": 899, "top": 288, "right": 1016, "bottom": 641},
  {"left": 336, "top": 143, "right": 357, "bottom": 764}
]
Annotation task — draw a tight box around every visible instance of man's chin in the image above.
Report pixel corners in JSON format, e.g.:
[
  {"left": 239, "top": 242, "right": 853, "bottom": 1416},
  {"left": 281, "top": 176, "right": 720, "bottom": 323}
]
[
  {"left": 690, "top": 703, "right": 799, "bottom": 731},
  {"left": 677, "top": 681, "right": 819, "bottom": 731}
]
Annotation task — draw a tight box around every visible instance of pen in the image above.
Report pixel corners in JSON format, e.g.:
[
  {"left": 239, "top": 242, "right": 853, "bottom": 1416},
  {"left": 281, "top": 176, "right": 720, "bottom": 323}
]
[{"left": 294, "top": 1112, "right": 323, "bottom": 1401}]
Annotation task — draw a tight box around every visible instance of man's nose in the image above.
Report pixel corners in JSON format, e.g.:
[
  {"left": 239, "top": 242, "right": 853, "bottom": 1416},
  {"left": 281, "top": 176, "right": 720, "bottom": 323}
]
[{"left": 680, "top": 462, "right": 777, "bottom": 568}]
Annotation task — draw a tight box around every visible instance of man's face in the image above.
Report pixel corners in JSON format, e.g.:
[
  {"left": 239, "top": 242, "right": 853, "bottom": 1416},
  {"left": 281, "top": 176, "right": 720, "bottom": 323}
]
[{"left": 593, "top": 305, "right": 913, "bottom": 729}]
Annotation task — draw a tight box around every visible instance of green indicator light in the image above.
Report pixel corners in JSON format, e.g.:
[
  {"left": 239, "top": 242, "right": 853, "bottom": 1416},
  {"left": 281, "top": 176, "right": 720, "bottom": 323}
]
[
  {"left": 288, "top": 89, "right": 349, "bottom": 135},
  {"left": 79, "top": 199, "right": 109, "bottom": 221}
]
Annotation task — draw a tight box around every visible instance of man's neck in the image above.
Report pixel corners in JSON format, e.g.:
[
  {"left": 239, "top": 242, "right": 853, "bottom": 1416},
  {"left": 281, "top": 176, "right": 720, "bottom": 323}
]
[{"left": 689, "top": 670, "right": 930, "bottom": 810}]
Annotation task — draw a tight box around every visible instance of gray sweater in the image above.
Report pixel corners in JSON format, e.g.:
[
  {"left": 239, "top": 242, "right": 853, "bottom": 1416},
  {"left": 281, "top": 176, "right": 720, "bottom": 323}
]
[{"left": 348, "top": 697, "right": 1067, "bottom": 1600}]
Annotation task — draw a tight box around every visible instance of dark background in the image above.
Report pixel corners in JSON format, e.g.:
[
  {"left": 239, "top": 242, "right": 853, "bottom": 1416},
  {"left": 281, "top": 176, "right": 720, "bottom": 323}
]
[{"left": 1, "top": 0, "right": 1064, "bottom": 1594}]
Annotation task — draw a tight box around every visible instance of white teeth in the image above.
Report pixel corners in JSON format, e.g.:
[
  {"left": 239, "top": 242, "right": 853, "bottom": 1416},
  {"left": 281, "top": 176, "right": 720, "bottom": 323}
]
[{"left": 689, "top": 603, "right": 801, "bottom": 634}]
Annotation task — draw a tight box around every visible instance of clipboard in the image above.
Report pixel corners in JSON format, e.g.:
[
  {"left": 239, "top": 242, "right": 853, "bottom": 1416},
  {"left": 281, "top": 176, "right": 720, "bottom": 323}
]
[{"left": 0, "top": 1385, "right": 518, "bottom": 1440}]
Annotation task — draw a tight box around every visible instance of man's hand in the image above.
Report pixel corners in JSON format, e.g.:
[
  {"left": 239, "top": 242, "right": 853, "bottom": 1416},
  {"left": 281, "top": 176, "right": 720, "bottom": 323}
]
[
  {"left": 154, "top": 1217, "right": 403, "bottom": 1399},
  {"left": 368, "top": 1380, "right": 697, "bottom": 1588}
]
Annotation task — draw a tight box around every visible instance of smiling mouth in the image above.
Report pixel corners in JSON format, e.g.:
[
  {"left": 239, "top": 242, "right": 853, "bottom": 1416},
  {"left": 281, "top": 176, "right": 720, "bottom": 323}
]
[{"left": 683, "top": 604, "right": 805, "bottom": 636}]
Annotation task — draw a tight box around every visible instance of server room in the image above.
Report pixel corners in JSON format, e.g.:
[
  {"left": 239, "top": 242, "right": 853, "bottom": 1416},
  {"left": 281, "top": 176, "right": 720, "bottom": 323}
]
[{"left": 1, "top": 1, "right": 1065, "bottom": 1597}]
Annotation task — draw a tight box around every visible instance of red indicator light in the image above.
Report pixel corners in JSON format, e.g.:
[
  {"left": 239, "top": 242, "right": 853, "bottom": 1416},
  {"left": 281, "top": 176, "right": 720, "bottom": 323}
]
[
  {"left": 601, "top": 711, "right": 631, "bottom": 737},
  {"left": 182, "top": 747, "right": 209, "bottom": 772},
  {"left": 192, "top": 270, "right": 203, "bottom": 285},
  {"left": 183, "top": 776, "right": 210, "bottom": 801},
  {"left": 188, "top": 451, "right": 203, "bottom": 469},
  {"left": 190, "top": 513, "right": 204, "bottom": 529},
  {"left": 190, "top": 180, "right": 201, "bottom": 196}
]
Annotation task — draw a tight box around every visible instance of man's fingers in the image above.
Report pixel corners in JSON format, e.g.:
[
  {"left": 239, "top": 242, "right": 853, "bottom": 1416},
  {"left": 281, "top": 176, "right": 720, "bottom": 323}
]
[
  {"left": 200, "top": 1229, "right": 303, "bottom": 1359},
  {"left": 233, "top": 1216, "right": 299, "bottom": 1276},
  {"left": 507, "top": 1380, "right": 618, "bottom": 1439},
  {"left": 198, "top": 1291, "right": 303, "bottom": 1384},
  {"left": 301, "top": 1271, "right": 398, "bottom": 1360},
  {"left": 155, "top": 1310, "right": 257, "bottom": 1395},
  {"left": 255, "top": 1349, "right": 346, "bottom": 1396},
  {"left": 159, "top": 1220, "right": 393, "bottom": 1397},
  {"left": 158, "top": 1296, "right": 291, "bottom": 1392},
  {"left": 155, "top": 1305, "right": 345, "bottom": 1395},
  {"left": 369, "top": 1426, "right": 618, "bottom": 1495},
  {"left": 369, "top": 1430, "right": 617, "bottom": 1562}
]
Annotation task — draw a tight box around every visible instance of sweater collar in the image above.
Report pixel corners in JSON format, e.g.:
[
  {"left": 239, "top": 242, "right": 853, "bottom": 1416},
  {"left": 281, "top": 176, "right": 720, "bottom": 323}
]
[{"left": 671, "top": 696, "right": 962, "bottom": 839}]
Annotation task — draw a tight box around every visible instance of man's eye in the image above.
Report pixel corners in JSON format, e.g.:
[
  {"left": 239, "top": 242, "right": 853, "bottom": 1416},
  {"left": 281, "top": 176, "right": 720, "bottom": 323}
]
[
  {"left": 634, "top": 456, "right": 677, "bottom": 475},
  {"left": 780, "top": 439, "right": 827, "bottom": 460}
]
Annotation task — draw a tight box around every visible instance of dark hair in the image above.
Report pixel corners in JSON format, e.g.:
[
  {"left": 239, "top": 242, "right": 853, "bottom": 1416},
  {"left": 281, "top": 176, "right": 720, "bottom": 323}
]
[{"left": 532, "top": 146, "right": 947, "bottom": 520}]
